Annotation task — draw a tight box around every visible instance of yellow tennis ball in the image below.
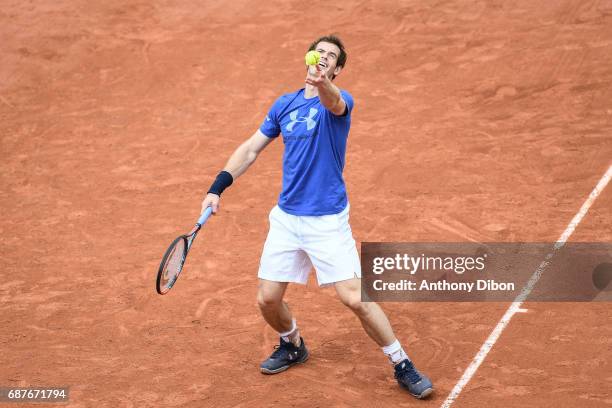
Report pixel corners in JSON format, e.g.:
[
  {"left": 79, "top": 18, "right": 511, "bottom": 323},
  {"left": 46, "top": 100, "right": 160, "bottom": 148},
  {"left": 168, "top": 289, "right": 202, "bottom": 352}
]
[{"left": 305, "top": 50, "right": 320, "bottom": 66}]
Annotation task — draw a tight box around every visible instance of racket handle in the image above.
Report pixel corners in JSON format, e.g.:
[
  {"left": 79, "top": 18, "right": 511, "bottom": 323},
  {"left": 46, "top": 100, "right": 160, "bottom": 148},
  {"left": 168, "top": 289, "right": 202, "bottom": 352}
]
[{"left": 197, "top": 206, "right": 213, "bottom": 226}]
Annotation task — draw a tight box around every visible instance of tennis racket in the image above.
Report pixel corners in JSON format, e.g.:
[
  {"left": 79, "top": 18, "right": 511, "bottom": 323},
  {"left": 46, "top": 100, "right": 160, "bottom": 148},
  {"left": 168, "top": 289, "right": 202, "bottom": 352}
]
[{"left": 156, "top": 206, "right": 213, "bottom": 295}]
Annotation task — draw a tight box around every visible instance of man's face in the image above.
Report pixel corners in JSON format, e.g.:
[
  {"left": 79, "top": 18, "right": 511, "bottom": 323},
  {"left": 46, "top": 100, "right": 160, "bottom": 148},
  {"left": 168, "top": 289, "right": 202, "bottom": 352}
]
[{"left": 312, "top": 41, "right": 343, "bottom": 80}]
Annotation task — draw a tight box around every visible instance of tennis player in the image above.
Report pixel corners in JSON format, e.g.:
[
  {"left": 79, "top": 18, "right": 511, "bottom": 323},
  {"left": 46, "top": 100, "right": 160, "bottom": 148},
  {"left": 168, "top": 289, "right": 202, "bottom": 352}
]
[{"left": 201, "top": 35, "right": 433, "bottom": 399}]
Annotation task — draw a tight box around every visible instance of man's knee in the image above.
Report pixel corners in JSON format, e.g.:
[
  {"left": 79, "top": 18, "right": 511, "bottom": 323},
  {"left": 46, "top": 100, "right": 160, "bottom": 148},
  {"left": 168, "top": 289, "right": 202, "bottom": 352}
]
[
  {"left": 257, "top": 292, "right": 280, "bottom": 310},
  {"left": 340, "top": 293, "right": 370, "bottom": 316},
  {"left": 257, "top": 281, "right": 286, "bottom": 311}
]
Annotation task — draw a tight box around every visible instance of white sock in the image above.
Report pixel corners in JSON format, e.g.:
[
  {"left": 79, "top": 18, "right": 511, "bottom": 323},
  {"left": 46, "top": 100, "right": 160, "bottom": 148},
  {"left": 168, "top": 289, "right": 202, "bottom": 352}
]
[
  {"left": 279, "top": 318, "right": 300, "bottom": 346},
  {"left": 382, "top": 339, "right": 409, "bottom": 365}
]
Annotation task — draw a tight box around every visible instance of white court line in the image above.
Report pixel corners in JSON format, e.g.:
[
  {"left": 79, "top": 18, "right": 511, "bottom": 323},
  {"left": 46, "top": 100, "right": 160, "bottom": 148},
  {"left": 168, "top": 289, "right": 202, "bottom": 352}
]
[{"left": 440, "top": 164, "right": 612, "bottom": 408}]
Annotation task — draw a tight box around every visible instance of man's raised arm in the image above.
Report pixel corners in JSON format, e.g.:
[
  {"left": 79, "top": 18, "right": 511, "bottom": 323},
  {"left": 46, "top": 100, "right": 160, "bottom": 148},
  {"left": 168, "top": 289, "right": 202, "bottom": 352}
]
[{"left": 305, "top": 66, "right": 347, "bottom": 116}]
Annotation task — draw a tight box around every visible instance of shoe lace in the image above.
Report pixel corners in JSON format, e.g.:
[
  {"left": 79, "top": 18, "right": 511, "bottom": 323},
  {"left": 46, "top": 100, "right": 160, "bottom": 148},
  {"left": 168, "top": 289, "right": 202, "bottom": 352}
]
[
  {"left": 270, "top": 343, "right": 291, "bottom": 359},
  {"left": 398, "top": 361, "right": 422, "bottom": 384}
]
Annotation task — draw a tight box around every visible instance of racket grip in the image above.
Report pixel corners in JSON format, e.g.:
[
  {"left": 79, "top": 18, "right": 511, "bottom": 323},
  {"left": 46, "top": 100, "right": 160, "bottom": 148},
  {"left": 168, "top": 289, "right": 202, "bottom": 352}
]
[{"left": 197, "top": 206, "right": 213, "bottom": 226}]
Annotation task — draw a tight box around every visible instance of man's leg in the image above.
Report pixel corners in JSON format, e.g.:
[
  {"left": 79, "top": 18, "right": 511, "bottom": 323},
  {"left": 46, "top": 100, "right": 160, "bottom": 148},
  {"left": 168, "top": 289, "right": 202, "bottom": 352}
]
[
  {"left": 257, "top": 279, "right": 292, "bottom": 333},
  {"left": 257, "top": 278, "right": 302, "bottom": 346},
  {"left": 335, "top": 277, "right": 433, "bottom": 399},
  {"left": 334, "top": 277, "right": 395, "bottom": 346},
  {"left": 257, "top": 278, "right": 309, "bottom": 374}
]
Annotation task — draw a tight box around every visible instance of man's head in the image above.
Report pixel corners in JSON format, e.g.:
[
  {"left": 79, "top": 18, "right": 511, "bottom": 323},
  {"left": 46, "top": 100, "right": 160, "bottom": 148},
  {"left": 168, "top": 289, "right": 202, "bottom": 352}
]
[{"left": 307, "top": 35, "right": 347, "bottom": 80}]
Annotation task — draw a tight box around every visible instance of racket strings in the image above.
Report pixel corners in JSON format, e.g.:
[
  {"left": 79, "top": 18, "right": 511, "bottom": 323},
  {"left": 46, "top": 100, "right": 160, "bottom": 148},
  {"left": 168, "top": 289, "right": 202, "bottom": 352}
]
[{"left": 163, "top": 239, "right": 186, "bottom": 284}]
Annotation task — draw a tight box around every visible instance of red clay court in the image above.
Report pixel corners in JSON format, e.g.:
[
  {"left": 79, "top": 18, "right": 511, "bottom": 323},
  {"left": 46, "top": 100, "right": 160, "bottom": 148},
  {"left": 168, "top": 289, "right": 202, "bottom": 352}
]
[{"left": 1, "top": 1, "right": 611, "bottom": 407}]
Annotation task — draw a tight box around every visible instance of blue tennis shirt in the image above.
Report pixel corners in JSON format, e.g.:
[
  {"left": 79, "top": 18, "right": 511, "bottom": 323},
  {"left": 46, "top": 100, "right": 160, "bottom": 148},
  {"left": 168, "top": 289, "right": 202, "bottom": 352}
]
[{"left": 260, "top": 88, "right": 354, "bottom": 216}]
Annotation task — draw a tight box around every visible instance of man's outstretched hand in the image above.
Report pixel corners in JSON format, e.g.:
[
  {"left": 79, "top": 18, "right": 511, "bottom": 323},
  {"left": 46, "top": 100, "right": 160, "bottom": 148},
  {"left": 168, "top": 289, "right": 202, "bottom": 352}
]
[{"left": 305, "top": 64, "right": 328, "bottom": 87}]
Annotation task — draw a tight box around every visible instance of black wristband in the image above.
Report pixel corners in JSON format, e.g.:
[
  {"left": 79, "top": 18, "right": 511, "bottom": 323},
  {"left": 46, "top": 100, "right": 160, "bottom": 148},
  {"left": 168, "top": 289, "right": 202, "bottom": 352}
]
[{"left": 207, "top": 171, "right": 234, "bottom": 196}]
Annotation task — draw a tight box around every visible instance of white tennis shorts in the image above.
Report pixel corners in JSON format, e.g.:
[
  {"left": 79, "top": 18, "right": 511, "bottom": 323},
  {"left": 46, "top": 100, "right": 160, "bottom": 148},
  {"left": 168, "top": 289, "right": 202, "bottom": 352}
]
[{"left": 258, "top": 204, "right": 361, "bottom": 286}]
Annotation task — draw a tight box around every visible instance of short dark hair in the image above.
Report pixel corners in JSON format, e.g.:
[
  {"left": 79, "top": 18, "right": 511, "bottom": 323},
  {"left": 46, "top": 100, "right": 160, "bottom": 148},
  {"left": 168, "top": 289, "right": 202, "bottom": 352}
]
[{"left": 308, "top": 35, "right": 347, "bottom": 68}]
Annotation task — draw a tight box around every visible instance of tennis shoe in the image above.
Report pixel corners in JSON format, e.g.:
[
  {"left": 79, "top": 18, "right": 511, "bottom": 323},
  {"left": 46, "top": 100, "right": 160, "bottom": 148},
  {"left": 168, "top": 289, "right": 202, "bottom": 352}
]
[
  {"left": 394, "top": 359, "right": 434, "bottom": 399},
  {"left": 260, "top": 337, "right": 309, "bottom": 374}
]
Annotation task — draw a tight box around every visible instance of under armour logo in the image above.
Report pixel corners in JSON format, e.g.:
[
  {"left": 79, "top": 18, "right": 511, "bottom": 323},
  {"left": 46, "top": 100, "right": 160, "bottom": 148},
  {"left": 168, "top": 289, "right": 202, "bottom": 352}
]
[{"left": 286, "top": 108, "right": 318, "bottom": 132}]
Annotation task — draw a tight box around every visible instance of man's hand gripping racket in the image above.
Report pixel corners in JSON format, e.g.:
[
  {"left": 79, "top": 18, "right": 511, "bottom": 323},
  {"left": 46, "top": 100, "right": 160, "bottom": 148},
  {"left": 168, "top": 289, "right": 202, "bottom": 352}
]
[{"left": 156, "top": 206, "right": 213, "bottom": 295}]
